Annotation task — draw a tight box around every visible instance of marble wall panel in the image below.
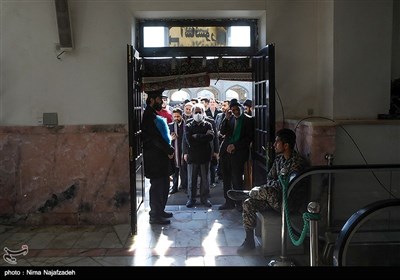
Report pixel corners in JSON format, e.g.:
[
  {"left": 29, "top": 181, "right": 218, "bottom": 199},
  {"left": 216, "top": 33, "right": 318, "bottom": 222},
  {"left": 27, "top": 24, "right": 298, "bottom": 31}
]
[{"left": 0, "top": 125, "right": 130, "bottom": 225}]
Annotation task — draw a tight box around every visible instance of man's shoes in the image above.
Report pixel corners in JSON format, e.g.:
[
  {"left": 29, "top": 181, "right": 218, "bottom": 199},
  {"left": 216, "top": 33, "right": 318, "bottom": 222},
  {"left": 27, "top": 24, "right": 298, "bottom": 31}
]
[
  {"left": 227, "top": 190, "right": 250, "bottom": 201},
  {"left": 186, "top": 199, "right": 196, "bottom": 208},
  {"left": 169, "top": 188, "right": 178, "bottom": 194},
  {"left": 218, "top": 203, "right": 235, "bottom": 210},
  {"left": 236, "top": 238, "right": 256, "bottom": 254},
  {"left": 149, "top": 217, "right": 171, "bottom": 225},
  {"left": 201, "top": 200, "right": 212, "bottom": 208},
  {"left": 161, "top": 211, "right": 173, "bottom": 218}
]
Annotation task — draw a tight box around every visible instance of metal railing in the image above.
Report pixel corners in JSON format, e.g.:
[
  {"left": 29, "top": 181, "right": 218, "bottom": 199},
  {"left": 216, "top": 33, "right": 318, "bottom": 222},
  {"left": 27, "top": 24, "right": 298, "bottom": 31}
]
[
  {"left": 276, "top": 163, "right": 400, "bottom": 266},
  {"left": 332, "top": 198, "right": 400, "bottom": 266}
]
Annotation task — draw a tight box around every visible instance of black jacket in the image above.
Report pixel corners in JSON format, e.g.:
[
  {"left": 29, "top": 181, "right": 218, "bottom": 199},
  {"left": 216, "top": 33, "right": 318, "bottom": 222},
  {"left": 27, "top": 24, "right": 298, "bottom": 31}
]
[
  {"left": 219, "top": 113, "right": 254, "bottom": 163},
  {"left": 141, "top": 105, "right": 175, "bottom": 178},
  {"left": 184, "top": 119, "right": 214, "bottom": 164}
]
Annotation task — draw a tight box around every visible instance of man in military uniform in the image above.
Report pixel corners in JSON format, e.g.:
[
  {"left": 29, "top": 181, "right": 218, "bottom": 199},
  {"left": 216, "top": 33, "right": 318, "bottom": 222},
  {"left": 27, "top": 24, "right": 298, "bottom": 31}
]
[{"left": 229, "top": 128, "right": 307, "bottom": 254}]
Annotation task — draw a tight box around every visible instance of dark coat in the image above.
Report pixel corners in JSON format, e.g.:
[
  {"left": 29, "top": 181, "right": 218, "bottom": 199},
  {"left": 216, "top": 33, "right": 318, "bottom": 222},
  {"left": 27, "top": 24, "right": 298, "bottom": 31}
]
[
  {"left": 168, "top": 120, "right": 185, "bottom": 167},
  {"left": 215, "top": 112, "right": 225, "bottom": 132},
  {"left": 183, "top": 116, "right": 219, "bottom": 154},
  {"left": 184, "top": 119, "right": 214, "bottom": 164},
  {"left": 205, "top": 116, "right": 219, "bottom": 154},
  {"left": 205, "top": 108, "right": 222, "bottom": 120},
  {"left": 215, "top": 112, "right": 225, "bottom": 143},
  {"left": 141, "top": 105, "right": 175, "bottom": 178},
  {"left": 219, "top": 113, "right": 254, "bottom": 163}
]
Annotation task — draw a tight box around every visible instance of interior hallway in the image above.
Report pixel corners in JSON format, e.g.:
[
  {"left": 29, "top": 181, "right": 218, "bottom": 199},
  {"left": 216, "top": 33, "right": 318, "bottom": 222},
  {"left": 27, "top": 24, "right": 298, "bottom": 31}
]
[{"left": 0, "top": 180, "right": 269, "bottom": 267}]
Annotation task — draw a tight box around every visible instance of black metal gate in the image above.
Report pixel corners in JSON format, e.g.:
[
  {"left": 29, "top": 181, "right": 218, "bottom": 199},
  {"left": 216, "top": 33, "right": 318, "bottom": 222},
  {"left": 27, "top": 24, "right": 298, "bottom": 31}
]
[
  {"left": 127, "top": 45, "right": 145, "bottom": 235},
  {"left": 252, "top": 44, "right": 276, "bottom": 185}
]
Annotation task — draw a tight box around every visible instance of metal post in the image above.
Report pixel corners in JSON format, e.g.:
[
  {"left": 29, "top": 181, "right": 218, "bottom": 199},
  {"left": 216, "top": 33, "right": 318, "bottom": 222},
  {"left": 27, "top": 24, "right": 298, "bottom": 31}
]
[
  {"left": 325, "top": 154, "right": 334, "bottom": 229},
  {"left": 268, "top": 199, "right": 295, "bottom": 266},
  {"left": 308, "top": 201, "right": 320, "bottom": 266}
]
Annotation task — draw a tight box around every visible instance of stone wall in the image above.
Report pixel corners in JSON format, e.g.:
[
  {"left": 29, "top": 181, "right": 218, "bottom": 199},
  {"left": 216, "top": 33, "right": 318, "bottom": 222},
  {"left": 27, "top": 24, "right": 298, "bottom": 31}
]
[{"left": 0, "top": 125, "right": 130, "bottom": 225}]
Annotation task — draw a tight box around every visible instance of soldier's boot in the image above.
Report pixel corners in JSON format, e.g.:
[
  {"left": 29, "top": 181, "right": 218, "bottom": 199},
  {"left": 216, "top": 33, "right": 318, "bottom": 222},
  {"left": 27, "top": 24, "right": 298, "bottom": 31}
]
[{"left": 237, "top": 229, "right": 256, "bottom": 254}]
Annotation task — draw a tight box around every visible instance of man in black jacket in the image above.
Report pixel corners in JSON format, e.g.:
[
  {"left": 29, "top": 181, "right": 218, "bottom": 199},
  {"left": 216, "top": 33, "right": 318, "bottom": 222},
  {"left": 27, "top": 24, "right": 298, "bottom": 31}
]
[
  {"left": 218, "top": 99, "right": 254, "bottom": 211},
  {"left": 141, "top": 88, "right": 175, "bottom": 225},
  {"left": 183, "top": 104, "right": 214, "bottom": 208}
]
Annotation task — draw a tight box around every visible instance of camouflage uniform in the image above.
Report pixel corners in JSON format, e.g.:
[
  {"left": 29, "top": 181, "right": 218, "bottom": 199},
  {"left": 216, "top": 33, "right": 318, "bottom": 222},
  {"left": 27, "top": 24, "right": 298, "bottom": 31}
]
[{"left": 242, "top": 151, "right": 306, "bottom": 231}]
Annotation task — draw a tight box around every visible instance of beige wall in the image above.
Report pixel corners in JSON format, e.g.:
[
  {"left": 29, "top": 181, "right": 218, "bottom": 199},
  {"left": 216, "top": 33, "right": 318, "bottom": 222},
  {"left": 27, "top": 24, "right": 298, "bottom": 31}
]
[
  {"left": 266, "top": 0, "right": 319, "bottom": 120},
  {"left": 333, "top": 0, "right": 393, "bottom": 119},
  {"left": 316, "top": 0, "right": 334, "bottom": 118},
  {"left": 266, "top": 0, "right": 394, "bottom": 120},
  {"left": 1, "top": 0, "right": 397, "bottom": 125},
  {"left": 1, "top": 1, "right": 132, "bottom": 126}
]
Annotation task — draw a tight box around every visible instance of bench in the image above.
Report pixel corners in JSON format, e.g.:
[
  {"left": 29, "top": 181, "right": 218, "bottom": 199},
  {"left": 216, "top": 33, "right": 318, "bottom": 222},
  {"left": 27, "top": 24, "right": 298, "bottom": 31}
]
[
  {"left": 255, "top": 210, "right": 307, "bottom": 257},
  {"left": 253, "top": 166, "right": 313, "bottom": 258}
]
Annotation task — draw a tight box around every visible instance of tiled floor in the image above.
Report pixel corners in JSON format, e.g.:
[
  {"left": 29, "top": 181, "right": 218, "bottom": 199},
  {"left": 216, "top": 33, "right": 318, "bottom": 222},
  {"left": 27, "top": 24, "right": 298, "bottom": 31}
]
[
  {"left": 0, "top": 206, "right": 267, "bottom": 267},
  {"left": 0, "top": 180, "right": 269, "bottom": 267}
]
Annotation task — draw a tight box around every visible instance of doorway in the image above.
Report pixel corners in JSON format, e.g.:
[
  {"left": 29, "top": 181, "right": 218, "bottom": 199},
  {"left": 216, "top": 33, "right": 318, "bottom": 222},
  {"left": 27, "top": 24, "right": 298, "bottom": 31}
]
[{"left": 127, "top": 18, "right": 275, "bottom": 234}]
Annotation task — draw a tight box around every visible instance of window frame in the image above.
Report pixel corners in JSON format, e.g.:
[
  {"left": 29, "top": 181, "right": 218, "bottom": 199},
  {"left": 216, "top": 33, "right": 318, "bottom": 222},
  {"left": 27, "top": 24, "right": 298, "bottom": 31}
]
[{"left": 137, "top": 19, "right": 258, "bottom": 57}]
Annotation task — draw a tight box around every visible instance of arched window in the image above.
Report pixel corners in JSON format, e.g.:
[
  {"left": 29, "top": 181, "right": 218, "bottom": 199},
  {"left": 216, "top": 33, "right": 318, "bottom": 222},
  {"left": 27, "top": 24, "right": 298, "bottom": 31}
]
[
  {"left": 226, "top": 85, "right": 248, "bottom": 102},
  {"left": 196, "top": 86, "right": 219, "bottom": 100},
  {"left": 225, "top": 89, "right": 239, "bottom": 101},
  {"left": 170, "top": 89, "right": 191, "bottom": 102}
]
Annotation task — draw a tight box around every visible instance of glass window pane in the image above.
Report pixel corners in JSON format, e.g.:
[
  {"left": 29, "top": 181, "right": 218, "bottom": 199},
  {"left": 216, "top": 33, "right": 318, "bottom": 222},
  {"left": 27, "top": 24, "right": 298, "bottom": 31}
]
[
  {"left": 169, "top": 27, "right": 227, "bottom": 47},
  {"left": 143, "top": 27, "right": 167, "bottom": 47},
  {"left": 142, "top": 25, "right": 251, "bottom": 48},
  {"left": 228, "top": 26, "right": 250, "bottom": 47}
]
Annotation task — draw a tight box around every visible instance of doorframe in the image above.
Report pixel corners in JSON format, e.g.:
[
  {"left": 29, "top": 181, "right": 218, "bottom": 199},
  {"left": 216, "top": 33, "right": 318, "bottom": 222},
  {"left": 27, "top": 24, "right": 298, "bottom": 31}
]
[{"left": 126, "top": 42, "right": 276, "bottom": 231}]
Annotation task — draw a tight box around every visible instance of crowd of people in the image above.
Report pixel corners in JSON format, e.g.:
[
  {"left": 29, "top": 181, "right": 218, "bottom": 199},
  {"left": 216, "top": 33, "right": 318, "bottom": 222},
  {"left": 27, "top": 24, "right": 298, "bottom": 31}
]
[
  {"left": 155, "top": 94, "right": 255, "bottom": 210},
  {"left": 140, "top": 88, "right": 306, "bottom": 254}
]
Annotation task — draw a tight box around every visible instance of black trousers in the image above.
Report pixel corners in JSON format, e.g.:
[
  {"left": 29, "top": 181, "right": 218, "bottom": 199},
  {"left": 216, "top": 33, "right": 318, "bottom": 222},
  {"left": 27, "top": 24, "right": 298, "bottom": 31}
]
[
  {"left": 179, "top": 160, "right": 188, "bottom": 189},
  {"left": 209, "top": 159, "right": 217, "bottom": 184},
  {"left": 172, "top": 166, "right": 179, "bottom": 189},
  {"left": 149, "top": 176, "right": 170, "bottom": 218},
  {"left": 221, "top": 153, "right": 245, "bottom": 206},
  {"left": 172, "top": 162, "right": 188, "bottom": 190}
]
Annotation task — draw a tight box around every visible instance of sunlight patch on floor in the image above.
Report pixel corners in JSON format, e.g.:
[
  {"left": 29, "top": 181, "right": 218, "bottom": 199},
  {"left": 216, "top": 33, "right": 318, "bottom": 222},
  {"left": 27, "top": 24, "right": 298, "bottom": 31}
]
[{"left": 202, "top": 222, "right": 223, "bottom": 257}]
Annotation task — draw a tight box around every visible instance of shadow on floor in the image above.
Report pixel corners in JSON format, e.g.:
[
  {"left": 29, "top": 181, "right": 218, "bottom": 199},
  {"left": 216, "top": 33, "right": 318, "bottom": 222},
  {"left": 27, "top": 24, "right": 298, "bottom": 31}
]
[{"left": 166, "top": 180, "right": 225, "bottom": 206}]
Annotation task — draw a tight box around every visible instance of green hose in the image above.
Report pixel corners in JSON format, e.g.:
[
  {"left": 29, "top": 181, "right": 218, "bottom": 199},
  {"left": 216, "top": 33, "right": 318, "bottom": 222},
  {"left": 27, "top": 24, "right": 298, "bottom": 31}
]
[{"left": 279, "top": 175, "right": 320, "bottom": 246}]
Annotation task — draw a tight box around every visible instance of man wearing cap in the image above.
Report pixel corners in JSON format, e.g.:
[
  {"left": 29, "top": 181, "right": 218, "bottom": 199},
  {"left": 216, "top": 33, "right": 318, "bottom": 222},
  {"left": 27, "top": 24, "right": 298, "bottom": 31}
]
[
  {"left": 243, "top": 99, "right": 253, "bottom": 117},
  {"left": 218, "top": 99, "right": 254, "bottom": 211},
  {"left": 141, "top": 88, "right": 175, "bottom": 225}
]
